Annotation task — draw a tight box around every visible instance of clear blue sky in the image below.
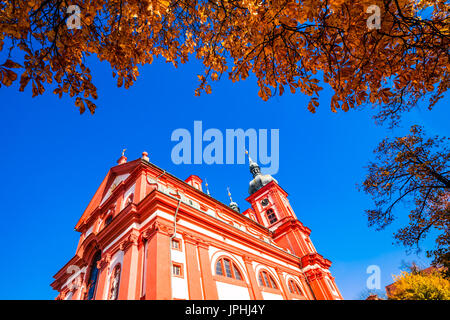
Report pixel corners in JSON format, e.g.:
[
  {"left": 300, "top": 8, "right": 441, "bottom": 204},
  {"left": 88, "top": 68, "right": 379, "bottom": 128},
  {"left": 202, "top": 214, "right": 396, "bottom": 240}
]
[{"left": 0, "top": 53, "right": 448, "bottom": 300}]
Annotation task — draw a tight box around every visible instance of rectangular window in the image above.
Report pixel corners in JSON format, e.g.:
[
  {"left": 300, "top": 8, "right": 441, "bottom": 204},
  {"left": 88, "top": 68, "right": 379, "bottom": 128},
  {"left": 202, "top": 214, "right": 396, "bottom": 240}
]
[
  {"left": 171, "top": 239, "right": 181, "bottom": 250},
  {"left": 172, "top": 263, "right": 183, "bottom": 277}
]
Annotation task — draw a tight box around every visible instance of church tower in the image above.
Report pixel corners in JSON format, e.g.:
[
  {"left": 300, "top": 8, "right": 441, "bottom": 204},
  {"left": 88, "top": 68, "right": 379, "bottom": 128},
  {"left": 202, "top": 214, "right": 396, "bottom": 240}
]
[
  {"left": 244, "top": 154, "right": 341, "bottom": 300},
  {"left": 51, "top": 151, "right": 342, "bottom": 300}
]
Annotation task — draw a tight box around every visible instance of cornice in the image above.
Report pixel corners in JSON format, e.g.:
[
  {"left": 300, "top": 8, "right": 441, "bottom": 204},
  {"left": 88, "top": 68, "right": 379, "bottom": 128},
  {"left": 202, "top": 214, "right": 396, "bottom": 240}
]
[{"left": 301, "top": 253, "right": 332, "bottom": 270}]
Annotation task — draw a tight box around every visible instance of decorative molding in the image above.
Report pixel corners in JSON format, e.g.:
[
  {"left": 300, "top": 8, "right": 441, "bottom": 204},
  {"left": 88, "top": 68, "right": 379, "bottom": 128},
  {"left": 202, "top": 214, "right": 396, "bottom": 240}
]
[
  {"left": 97, "top": 253, "right": 111, "bottom": 269},
  {"left": 181, "top": 232, "right": 198, "bottom": 245},
  {"left": 304, "top": 268, "right": 326, "bottom": 282},
  {"left": 301, "top": 253, "right": 332, "bottom": 269},
  {"left": 141, "top": 220, "right": 174, "bottom": 240},
  {"left": 119, "top": 232, "right": 139, "bottom": 251}
]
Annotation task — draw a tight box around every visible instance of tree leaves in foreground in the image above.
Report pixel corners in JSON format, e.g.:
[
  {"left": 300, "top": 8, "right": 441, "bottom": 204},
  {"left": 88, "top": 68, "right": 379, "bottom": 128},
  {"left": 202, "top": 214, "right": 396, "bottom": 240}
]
[
  {"left": 0, "top": 0, "right": 448, "bottom": 117},
  {"left": 387, "top": 270, "right": 450, "bottom": 300},
  {"left": 362, "top": 125, "right": 449, "bottom": 271}
]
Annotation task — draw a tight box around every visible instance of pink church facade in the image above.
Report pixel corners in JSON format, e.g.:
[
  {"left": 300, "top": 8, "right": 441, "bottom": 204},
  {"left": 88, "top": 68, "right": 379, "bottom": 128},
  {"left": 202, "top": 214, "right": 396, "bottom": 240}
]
[{"left": 51, "top": 152, "right": 343, "bottom": 300}]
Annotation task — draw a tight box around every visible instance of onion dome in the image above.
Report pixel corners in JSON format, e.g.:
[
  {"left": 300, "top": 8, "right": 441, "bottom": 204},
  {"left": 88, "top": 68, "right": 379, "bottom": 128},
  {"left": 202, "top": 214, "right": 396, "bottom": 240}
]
[
  {"left": 227, "top": 187, "right": 240, "bottom": 213},
  {"left": 247, "top": 151, "right": 277, "bottom": 195}
]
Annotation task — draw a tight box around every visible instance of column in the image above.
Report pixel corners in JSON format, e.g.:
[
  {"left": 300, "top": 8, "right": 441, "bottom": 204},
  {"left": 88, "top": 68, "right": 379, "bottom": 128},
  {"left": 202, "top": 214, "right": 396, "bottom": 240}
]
[
  {"left": 183, "top": 234, "right": 203, "bottom": 299},
  {"left": 144, "top": 221, "right": 173, "bottom": 300},
  {"left": 118, "top": 231, "right": 140, "bottom": 300},
  {"left": 275, "top": 267, "right": 290, "bottom": 300},
  {"left": 197, "top": 241, "right": 218, "bottom": 299},
  {"left": 94, "top": 253, "right": 111, "bottom": 300},
  {"left": 304, "top": 269, "right": 329, "bottom": 300},
  {"left": 243, "top": 255, "right": 263, "bottom": 300}
]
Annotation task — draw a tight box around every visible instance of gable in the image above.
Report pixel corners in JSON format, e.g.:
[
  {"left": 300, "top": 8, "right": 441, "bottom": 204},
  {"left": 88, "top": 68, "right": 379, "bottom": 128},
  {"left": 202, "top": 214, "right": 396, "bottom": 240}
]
[
  {"left": 74, "top": 159, "right": 141, "bottom": 230},
  {"left": 100, "top": 173, "right": 130, "bottom": 206}
]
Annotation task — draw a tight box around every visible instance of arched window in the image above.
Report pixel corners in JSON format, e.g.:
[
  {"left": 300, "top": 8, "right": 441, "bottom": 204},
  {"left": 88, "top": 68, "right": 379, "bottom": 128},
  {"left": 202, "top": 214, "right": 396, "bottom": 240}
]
[
  {"left": 266, "top": 209, "right": 278, "bottom": 224},
  {"left": 288, "top": 279, "right": 303, "bottom": 295},
  {"left": 258, "top": 270, "right": 278, "bottom": 289},
  {"left": 109, "top": 264, "right": 121, "bottom": 300},
  {"left": 126, "top": 193, "right": 134, "bottom": 205},
  {"left": 86, "top": 251, "right": 102, "bottom": 300},
  {"left": 105, "top": 215, "right": 113, "bottom": 226},
  {"left": 215, "top": 257, "right": 243, "bottom": 280}
]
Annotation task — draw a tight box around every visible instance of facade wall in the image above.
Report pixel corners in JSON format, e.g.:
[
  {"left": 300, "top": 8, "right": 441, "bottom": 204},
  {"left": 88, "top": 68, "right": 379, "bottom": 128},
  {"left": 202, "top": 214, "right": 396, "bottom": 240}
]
[{"left": 51, "top": 158, "right": 343, "bottom": 300}]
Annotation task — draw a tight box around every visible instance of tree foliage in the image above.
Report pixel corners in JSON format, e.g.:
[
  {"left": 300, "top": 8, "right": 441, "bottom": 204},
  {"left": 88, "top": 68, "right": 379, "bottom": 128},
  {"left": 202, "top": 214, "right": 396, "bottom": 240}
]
[
  {"left": 387, "top": 270, "right": 450, "bottom": 300},
  {"left": 0, "top": 0, "right": 448, "bottom": 116},
  {"left": 362, "top": 125, "right": 449, "bottom": 270}
]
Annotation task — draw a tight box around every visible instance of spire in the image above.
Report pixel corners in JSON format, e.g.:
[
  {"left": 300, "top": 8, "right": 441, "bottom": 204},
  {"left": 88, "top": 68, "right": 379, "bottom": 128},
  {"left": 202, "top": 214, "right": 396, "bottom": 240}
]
[
  {"left": 205, "top": 178, "right": 211, "bottom": 196},
  {"left": 227, "top": 187, "right": 240, "bottom": 212},
  {"left": 246, "top": 149, "right": 261, "bottom": 178},
  {"left": 117, "top": 148, "right": 127, "bottom": 165}
]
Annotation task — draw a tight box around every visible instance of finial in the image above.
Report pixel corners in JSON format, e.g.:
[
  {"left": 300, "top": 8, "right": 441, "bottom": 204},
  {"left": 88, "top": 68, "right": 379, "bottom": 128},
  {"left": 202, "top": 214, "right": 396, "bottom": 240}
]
[
  {"left": 246, "top": 149, "right": 261, "bottom": 177},
  {"left": 227, "top": 187, "right": 240, "bottom": 213},
  {"left": 205, "top": 178, "right": 211, "bottom": 196},
  {"left": 142, "top": 151, "right": 149, "bottom": 162},
  {"left": 117, "top": 148, "right": 128, "bottom": 165},
  {"left": 245, "top": 149, "right": 252, "bottom": 162},
  {"left": 227, "top": 186, "right": 233, "bottom": 202}
]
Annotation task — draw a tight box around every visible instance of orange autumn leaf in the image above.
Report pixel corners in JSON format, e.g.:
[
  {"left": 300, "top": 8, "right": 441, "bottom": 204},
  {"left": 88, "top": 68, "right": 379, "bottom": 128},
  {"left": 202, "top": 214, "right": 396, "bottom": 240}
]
[{"left": 0, "top": 0, "right": 447, "bottom": 117}]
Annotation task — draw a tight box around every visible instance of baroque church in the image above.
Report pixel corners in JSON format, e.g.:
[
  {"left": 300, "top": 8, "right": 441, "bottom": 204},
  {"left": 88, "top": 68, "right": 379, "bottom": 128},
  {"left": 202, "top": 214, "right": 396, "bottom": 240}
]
[{"left": 51, "top": 152, "right": 343, "bottom": 300}]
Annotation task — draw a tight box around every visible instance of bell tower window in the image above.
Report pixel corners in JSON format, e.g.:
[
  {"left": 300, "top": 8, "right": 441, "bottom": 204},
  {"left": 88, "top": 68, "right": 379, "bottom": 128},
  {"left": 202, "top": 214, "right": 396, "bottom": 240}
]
[{"left": 266, "top": 209, "right": 278, "bottom": 224}]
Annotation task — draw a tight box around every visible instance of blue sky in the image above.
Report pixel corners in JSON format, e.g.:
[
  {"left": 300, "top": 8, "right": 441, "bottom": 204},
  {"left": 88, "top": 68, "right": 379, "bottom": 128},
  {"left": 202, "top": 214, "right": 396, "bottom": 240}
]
[{"left": 0, "top": 54, "right": 448, "bottom": 300}]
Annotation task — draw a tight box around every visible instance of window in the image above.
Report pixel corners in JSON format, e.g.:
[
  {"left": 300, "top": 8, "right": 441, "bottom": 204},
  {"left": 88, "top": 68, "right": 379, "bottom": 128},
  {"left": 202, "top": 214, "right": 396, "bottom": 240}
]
[
  {"left": 258, "top": 270, "right": 278, "bottom": 289},
  {"left": 288, "top": 279, "right": 303, "bottom": 296},
  {"left": 109, "top": 264, "right": 121, "bottom": 300},
  {"left": 126, "top": 193, "right": 134, "bottom": 205},
  {"left": 215, "top": 258, "right": 243, "bottom": 280},
  {"left": 172, "top": 263, "right": 183, "bottom": 277},
  {"left": 266, "top": 209, "right": 278, "bottom": 224},
  {"left": 86, "top": 251, "right": 102, "bottom": 300},
  {"left": 171, "top": 239, "right": 181, "bottom": 250},
  {"left": 105, "top": 215, "right": 113, "bottom": 226}
]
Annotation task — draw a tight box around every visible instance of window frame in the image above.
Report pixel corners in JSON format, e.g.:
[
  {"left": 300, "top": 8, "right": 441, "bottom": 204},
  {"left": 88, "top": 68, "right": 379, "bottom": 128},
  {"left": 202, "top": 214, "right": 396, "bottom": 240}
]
[
  {"left": 172, "top": 262, "right": 184, "bottom": 278},
  {"left": 214, "top": 257, "right": 244, "bottom": 282},
  {"left": 257, "top": 270, "right": 279, "bottom": 290},
  {"left": 171, "top": 238, "right": 182, "bottom": 251},
  {"left": 265, "top": 209, "right": 278, "bottom": 225},
  {"left": 288, "top": 279, "right": 303, "bottom": 296},
  {"left": 85, "top": 251, "right": 102, "bottom": 300}
]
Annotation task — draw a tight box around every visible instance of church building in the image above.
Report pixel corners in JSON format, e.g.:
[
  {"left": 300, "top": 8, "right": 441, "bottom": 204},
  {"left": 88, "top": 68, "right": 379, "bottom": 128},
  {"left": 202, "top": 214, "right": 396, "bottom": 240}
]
[{"left": 51, "top": 152, "right": 343, "bottom": 300}]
